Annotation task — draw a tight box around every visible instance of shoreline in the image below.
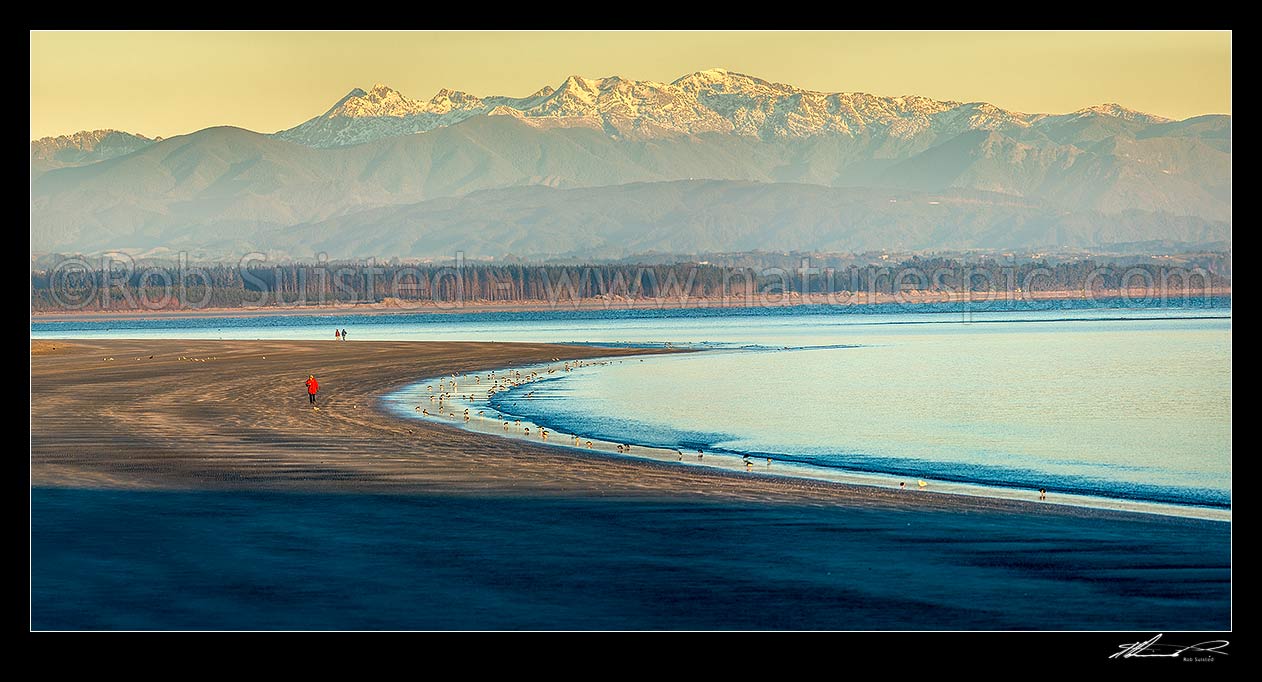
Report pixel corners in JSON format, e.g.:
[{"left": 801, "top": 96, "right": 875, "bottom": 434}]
[
  {"left": 30, "top": 286, "right": 1232, "bottom": 323},
  {"left": 31, "top": 338, "right": 1226, "bottom": 524},
  {"left": 386, "top": 353, "right": 1230, "bottom": 522}
]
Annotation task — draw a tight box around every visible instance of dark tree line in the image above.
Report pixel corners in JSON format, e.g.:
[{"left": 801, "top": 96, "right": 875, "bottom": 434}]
[{"left": 30, "top": 253, "right": 1231, "bottom": 311}]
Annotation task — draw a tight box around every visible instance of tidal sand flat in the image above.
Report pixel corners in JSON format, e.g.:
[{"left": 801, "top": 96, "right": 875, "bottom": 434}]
[{"left": 31, "top": 340, "right": 1230, "bottom": 629}]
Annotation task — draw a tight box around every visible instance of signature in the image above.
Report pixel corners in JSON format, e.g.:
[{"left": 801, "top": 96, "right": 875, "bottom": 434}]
[{"left": 1110, "top": 634, "right": 1230, "bottom": 659}]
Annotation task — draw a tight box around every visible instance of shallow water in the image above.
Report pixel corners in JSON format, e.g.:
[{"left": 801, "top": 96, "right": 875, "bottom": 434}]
[
  {"left": 31, "top": 297, "right": 1228, "bottom": 346},
  {"left": 470, "top": 317, "right": 1231, "bottom": 510}
]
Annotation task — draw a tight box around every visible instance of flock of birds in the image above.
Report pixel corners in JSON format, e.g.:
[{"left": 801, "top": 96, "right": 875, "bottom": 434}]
[
  {"left": 103, "top": 354, "right": 213, "bottom": 362},
  {"left": 411, "top": 358, "right": 767, "bottom": 471},
  {"left": 411, "top": 361, "right": 757, "bottom": 469},
  {"left": 415, "top": 358, "right": 630, "bottom": 452},
  {"left": 409, "top": 358, "right": 959, "bottom": 493}
]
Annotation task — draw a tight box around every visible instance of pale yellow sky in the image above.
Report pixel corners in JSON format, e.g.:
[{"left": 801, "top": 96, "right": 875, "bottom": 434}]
[{"left": 30, "top": 30, "right": 1231, "bottom": 140}]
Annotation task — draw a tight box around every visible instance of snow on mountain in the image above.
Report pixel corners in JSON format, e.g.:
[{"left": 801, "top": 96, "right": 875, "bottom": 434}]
[
  {"left": 332, "top": 83, "right": 428, "bottom": 117},
  {"left": 30, "top": 129, "right": 158, "bottom": 170},
  {"left": 498, "top": 74, "right": 733, "bottom": 136},
  {"left": 672, "top": 69, "right": 959, "bottom": 139},
  {"left": 274, "top": 69, "right": 1172, "bottom": 149},
  {"left": 1074, "top": 103, "right": 1172, "bottom": 124},
  {"left": 273, "top": 80, "right": 567, "bottom": 147}
]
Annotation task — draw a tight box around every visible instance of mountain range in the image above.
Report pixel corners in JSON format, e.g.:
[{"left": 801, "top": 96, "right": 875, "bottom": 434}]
[
  {"left": 30, "top": 69, "right": 1231, "bottom": 261},
  {"left": 273, "top": 70, "right": 1179, "bottom": 147},
  {"left": 31, "top": 129, "right": 160, "bottom": 173}
]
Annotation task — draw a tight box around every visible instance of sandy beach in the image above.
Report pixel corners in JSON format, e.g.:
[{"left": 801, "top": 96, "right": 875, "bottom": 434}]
[{"left": 30, "top": 339, "right": 1231, "bottom": 629}]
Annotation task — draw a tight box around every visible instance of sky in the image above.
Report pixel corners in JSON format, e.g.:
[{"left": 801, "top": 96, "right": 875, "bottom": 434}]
[{"left": 30, "top": 30, "right": 1231, "bottom": 140}]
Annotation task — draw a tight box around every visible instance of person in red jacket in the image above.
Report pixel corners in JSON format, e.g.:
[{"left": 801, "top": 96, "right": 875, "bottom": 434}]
[{"left": 306, "top": 375, "right": 319, "bottom": 405}]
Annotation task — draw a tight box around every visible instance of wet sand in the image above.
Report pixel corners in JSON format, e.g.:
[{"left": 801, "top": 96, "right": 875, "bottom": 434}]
[{"left": 30, "top": 339, "right": 1231, "bottom": 629}]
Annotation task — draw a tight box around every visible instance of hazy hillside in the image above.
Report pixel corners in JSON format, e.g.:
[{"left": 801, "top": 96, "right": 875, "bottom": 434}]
[
  {"left": 32, "top": 178, "right": 1227, "bottom": 260},
  {"left": 272, "top": 181, "right": 1230, "bottom": 259}
]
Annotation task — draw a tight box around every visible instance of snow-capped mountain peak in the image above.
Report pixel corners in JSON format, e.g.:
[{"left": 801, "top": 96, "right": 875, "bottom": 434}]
[
  {"left": 426, "top": 88, "right": 484, "bottom": 113},
  {"left": 319, "top": 88, "right": 369, "bottom": 117},
  {"left": 31, "top": 128, "right": 157, "bottom": 167},
  {"left": 1075, "top": 103, "right": 1172, "bottom": 123},
  {"left": 671, "top": 67, "right": 734, "bottom": 87},
  {"left": 273, "top": 71, "right": 1176, "bottom": 148},
  {"left": 562, "top": 74, "right": 602, "bottom": 91},
  {"left": 328, "top": 84, "right": 427, "bottom": 118}
]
